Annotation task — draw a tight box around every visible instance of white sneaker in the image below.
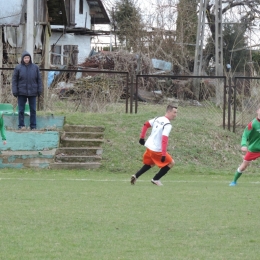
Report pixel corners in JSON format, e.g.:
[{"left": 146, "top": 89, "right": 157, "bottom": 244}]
[
  {"left": 130, "top": 175, "right": 136, "bottom": 185},
  {"left": 151, "top": 179, "right": 163, "bottom": 186}
]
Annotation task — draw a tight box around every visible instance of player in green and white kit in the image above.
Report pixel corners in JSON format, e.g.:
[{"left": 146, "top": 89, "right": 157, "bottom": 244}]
[
  {"left": 229, "top": 105, "right": 260, "bottom": 186},
  {"left": 0, "top": 111, "right": 7, "bottom": 145}
]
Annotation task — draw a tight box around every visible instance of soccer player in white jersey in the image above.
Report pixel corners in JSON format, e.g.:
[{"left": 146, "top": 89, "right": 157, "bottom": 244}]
[{"left": 130, "top": 104, "right": 178, "bottom": 186}]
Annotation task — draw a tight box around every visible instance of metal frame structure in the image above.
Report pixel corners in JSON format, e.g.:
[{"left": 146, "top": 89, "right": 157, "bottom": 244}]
[{"left": 194, "top": 0, "right": 223, "bottom": 77}]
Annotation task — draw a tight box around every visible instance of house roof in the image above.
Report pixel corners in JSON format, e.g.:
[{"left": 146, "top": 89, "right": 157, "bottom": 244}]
[{"left": 87, "top": 0, "right": 110, "bottom": 24}]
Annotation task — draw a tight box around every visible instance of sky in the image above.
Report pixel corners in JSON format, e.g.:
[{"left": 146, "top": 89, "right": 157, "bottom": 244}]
[
  {"left": 92, "top": 0, "right": 260, "bottom": 51},
  {"left": 92, "top": 0, "right": 179, "bottom": 49}
]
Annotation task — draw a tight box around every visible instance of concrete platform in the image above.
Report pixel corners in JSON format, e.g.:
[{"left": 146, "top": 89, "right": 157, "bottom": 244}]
[
  {"left": 0, "top": 115, "right": 64, "bottom": 168},
  {"left": 0, "top": 131, "right": 60, "bottom": 151},
  {"left": 0, "top": 116, "right": 105, "bottom": 169},
  {"left": 0, "top": 150, "right": 56, "bottom": 169},
  {"left": 3, "top": 114, "right": 64, "bottom": 130}
]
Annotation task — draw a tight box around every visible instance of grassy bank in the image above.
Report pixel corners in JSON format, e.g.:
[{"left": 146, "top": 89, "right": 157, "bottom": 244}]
[{"left": 61, "top": 102, "right": 259, "bottom": 176}]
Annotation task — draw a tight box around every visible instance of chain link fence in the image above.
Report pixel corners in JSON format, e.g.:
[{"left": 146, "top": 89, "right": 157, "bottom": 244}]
[
  {"left": 0, "top": 68, "right": 129, "bottom": 113},
  {"left": 43, "top": 69, "right": 129, "bottom": 113},
  {"left": 233, "top": 76, "right": 260, "bottom": 131},
  {"left": 1, "top": 67, "right": 259, "bottom": 132}
]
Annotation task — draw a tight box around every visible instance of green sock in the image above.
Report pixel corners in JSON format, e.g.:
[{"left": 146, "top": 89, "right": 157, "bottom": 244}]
[{"left": 233, "top": 171, "right": 242, "bottom": 182}]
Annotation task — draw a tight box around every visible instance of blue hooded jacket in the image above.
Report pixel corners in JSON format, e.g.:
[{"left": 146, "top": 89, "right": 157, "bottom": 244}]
[{"left": 12, "top": 51, "right": 42, "bottom": 97}]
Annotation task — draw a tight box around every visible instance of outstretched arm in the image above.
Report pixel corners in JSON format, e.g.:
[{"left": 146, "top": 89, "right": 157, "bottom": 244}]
[
  {"left": 140, "top": 121, "right": 151, "bottom": 139},
  {"left": 139, "top": 121, "right": 151, "bottom": 145}
]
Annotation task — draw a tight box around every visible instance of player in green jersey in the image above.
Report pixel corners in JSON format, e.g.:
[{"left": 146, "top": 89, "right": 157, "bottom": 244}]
[
  {"left": 229, "top": 105, "right": 260, "bottom": 186},
  {"left": 0, "top": 111, "right": 7, "bottom": 145}
]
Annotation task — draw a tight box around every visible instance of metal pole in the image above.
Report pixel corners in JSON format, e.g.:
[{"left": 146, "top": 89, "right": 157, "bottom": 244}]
[
  {"left": 193, "top": 0, "right": 207, "bottom": 77},
  {"left": 130, "top": 75, "right": 133, "bottom": 114},
  {"left": 135, "top": 76, "right": 138, "bottom": 114},
  {"left": 193, "top": 0, "right": 208, "bottom": 99},
  {"left": 26, "top": 0, "right": 34, "bottom": 61},
  {"left": 228, "top": 77, "right": 232, "bottom": 131},
  {"left": 223, "top": 77, "right": 227, "bottom": 129},
  {"left": 125, "top": 73, "right": 129, "bottom": 113},
  {"left": 215, "top": 0, "right": 223, "bottom": 77},
  {"left": 233, "top": 78, "right": 237, "bottom": 133}
]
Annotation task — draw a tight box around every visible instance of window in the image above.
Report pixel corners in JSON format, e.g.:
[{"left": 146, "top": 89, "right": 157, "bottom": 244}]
[
  {"left": 51, "top": 45, "right": 62, "bottom": 65},
  {"left": 79, "top": 0, "right": 83, "bottom": 14}
]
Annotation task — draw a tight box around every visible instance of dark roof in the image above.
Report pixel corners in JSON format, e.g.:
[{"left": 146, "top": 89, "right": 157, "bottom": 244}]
[
  {"left": 47, "top": 0, "right": 68, "bottom": 26},
  {"left": 87, "top": 0, "right": 110, "bottom": 24},
  {"left": 47, "top": 0, "right": 109, "bottom": 26}
]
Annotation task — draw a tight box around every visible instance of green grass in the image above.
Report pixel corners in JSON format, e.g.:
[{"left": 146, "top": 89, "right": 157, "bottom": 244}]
[
  {"left": 1, "top": 103, "right": 260, "bottom": 259},
  {"left": 1, "top": 170, "right": 260, "bottom": 259},
  {"left": 60, "top": 102, "right": 259, "bottom": 174}
]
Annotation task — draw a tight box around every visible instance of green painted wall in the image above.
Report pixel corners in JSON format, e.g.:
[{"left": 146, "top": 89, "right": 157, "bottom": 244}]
[{"left": 0, "top": 131, "right": 60, "bottom": 151}]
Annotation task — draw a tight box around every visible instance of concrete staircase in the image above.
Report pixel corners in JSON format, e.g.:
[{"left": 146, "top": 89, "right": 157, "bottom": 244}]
[{"left": 50, "top": 125, "right": 105, "bottom": 169}]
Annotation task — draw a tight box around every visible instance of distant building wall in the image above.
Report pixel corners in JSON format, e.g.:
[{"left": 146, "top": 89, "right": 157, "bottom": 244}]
[
  {"left": 74, "top": 0, "right": 91, "bottom": 29},
  {"left": 50, "top": 33, "right": 91, "bottom": 64}
]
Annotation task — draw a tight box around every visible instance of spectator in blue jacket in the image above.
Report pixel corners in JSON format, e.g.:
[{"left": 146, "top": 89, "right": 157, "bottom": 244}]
[{"left": 12, "top": 51, "right": 42, "bottom": 130}]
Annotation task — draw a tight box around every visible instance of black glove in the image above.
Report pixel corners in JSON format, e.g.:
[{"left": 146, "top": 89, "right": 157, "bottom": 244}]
[
  {"left": 38, "top": 92, "right": 42, "bottom": 97},
  {"left": 139, "top": 138, "right": 145, "bottom": 145},
  {"left": 13, "top": 93, "right": 18, "bottom": 98},
  {"left": 161, "top": 156, "right": 166, "bottom": 162}
]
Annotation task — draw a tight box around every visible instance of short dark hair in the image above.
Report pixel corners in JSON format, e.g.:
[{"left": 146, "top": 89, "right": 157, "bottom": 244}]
[{"left": 166, "top": 104, "right": 178, "bottom": 111}]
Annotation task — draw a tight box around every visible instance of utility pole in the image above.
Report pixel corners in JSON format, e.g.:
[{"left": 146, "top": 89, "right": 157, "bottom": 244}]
[
  {"left": 215, "top": 0, "right": 223, "bottom": 76},
  {"left": 193, "top": 0, "right": 224, "bottom": 102},
  {"left": 26, "top": 0, "right": 34, "bottom": 61},
  {"left": 193, "top": 0, "right": 208, "bottom": 99},
  {"left": 193, "top": 0, "right": 208, "bottom": 77}
]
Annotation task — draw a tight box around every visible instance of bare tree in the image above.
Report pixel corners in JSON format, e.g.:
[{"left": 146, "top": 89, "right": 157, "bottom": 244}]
[{"left": 203, "top": 0, "right": 260, "bottom": 69}]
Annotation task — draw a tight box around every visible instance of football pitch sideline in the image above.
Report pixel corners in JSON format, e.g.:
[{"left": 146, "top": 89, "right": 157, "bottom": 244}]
[{"left": 0, "top": 170, "right": 260, "bottom": 260}]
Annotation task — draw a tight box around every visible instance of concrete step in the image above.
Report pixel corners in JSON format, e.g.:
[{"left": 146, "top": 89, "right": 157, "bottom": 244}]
[
  {"left": 0, "top": 150, "right": 56, "bottom": 168},
  {"left": 56, "top": 147, "right": 103, "bottom": 156},
  {"left": 63, "top": 132, "right": 104, "bottom": 139},
  {"left": 60, "top": 138, "right": 104, "bottom": 147},
  {"left": 0, "top": 161, "right": 51, "bottom": 169},
  {"left": 49, "top": 162, "right": 101, "bottom": 169},
  {"left": 55, "top": 155, "right": 102, "bottom": 163},
  {"left": 63, "top": 124, "right": 105, "bottom": 133}
]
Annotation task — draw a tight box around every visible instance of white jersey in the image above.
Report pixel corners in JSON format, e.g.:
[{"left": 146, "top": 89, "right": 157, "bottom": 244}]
[{"left": 145, "top": 116, "right": 172, "bottom": 152}]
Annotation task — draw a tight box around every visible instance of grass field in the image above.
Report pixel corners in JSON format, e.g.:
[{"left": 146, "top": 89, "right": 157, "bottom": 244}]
[
  {"left": 1, "top": 103, "right": 260, "bottom": 259},
  {"left": 1, "top": 170, "right": 260, "bottom": 260}
]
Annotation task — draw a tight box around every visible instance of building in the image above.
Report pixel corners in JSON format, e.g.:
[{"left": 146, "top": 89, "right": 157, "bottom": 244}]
[
  {"left": 0, "top": 0, "right": 110, "bottom": 67},
  {"left": 49, "top": 0, "right": 110, "bottom": 66}
]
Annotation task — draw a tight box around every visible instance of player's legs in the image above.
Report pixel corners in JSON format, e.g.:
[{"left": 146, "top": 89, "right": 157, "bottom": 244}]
[
  {"left": 238, "top": 160, "right": 250, "bottom": 171},
  {"left": 131, "top": 149, "right": 154, "bottom": 185},
  {"left": 229, "top": 161, "right": 249, "bottom": 186},
  {"left": 152, "top": 153, "right": 175, "bottom": 185},
  {"left": 167, "top": 159, "right": 175, "bottom": 168},
  {"left": 229, "top": 151, "right": 260, "bottom": 186}
]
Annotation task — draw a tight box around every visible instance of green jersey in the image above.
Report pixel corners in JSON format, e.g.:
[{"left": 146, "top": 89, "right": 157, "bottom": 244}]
[
  {"left": 241, "top": 118, "right": 260, "bottom": 152},
  {"left": 0, "top": 112, "right": 6, "bottom": 141}
]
